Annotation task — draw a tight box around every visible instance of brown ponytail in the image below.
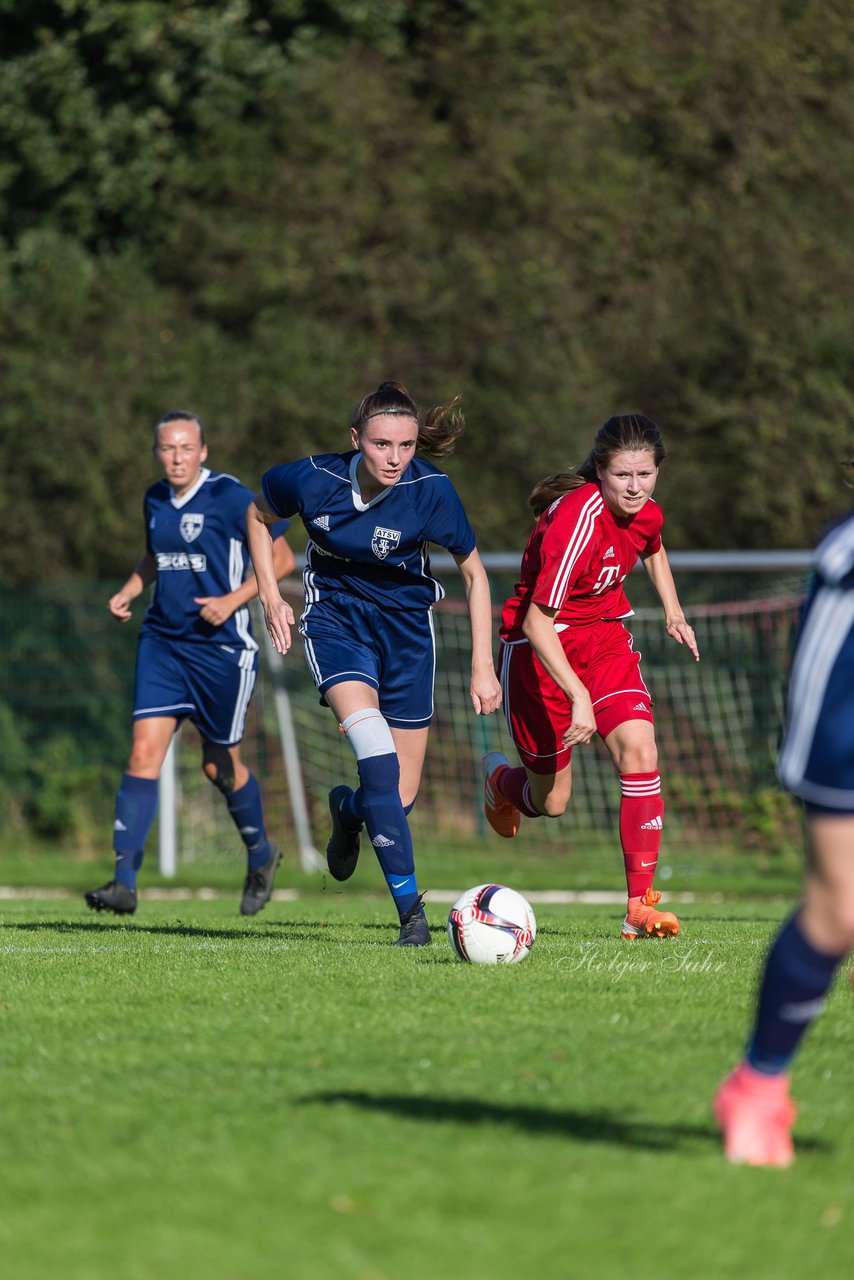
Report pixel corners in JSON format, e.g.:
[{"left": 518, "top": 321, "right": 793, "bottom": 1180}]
[
  {"left": 529, "top": 413, "right": 666, "bottom": 518},
  {"left": 351, "top": 381, "right": 464, "bottom": 459},
  {"left": 528, "top": 470, "right": 588, "bottom": 517}
]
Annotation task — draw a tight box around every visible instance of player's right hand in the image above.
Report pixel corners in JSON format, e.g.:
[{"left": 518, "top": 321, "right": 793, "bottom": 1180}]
[
  {"left": 108, "top": 592, "right": 134, "bottom": 622},
  {"left": 262, "top": 596, "right": 295, "bottom": 654},
  {"left": 562, "top": 691, "right": 596, "bottom": 746}
]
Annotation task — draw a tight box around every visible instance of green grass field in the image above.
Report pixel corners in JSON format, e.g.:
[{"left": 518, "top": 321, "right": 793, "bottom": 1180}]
[{"left": 1, "top": 884, "right": 852, "bottom": 1280}]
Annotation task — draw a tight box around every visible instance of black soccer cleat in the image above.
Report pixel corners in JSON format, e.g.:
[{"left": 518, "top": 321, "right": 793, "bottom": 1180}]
[
  {"left": 394, "top": 896, "right": 432, "bottom": 948},
  {"left": 326, "top": 785, "right": 362, "bottom": 882},
  {"left": 240, "top": 845, "right": 283, "bottom": 917},
  {"left": 84, "top": 879, "right": 138, "bottom": 915}
]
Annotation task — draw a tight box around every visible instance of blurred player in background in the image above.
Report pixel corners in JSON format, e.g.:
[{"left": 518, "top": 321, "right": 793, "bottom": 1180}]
[
  {"left": 483, "top": 414, "right": 699, "bottom": 940},
  {"left": 715, "top": 488, "right": 854, "bottom": 1167},
  {"left": 247, "top": 380, "right": 501, "bottom": 947},
  {"left": 85, "top": 411, "right": 296, "bottom": 918}
]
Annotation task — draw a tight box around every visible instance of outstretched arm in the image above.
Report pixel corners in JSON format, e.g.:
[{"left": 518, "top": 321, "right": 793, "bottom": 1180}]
[
  {"left": 454, "top": 549, "right": 502, "bottom": 715},
  {"left": 643, "top": 544, "right": 700, "bottom": 661},
  {"left": 522, "top": 601, "right": 596, "bottom": 746},
  {"left": 108, "top": 552, "right": 157, "bottom": 622},
  {"left": 246, "top": 495, "right": 296, "bottom": 654}
]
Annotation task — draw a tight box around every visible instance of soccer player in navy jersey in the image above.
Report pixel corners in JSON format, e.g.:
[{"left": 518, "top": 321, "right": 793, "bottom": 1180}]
[
  {"left": 85, "top": 411, "right": 296, "bottom": 918},
  {"left": 715, "top": 496, "right": 854, "bottom": 1167},
  {"left": 482, "top": 414, "right": 699, "bottom": 940},
  {"left": 246, "top": 380, "right": 502, "bottom": 946}
]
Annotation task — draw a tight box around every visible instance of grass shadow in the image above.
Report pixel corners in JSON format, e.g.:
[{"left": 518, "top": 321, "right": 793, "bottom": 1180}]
[
  {"left": 6, "top": 918, "right": 283, "bottom": 941},
  {"left": 300, "top": 1089, "right": 831, "bottom": 1156},
  {"left": 5, "top": 916, "right": 434, "bottom": 948}
]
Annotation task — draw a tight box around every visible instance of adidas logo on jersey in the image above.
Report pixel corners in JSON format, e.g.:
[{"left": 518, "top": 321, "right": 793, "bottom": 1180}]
[
  {"left": 312, "top": 514, "right": 331, "bottom": 531},
  {"left": 603, "top": 545, "right": 615, "bottom": 559},
  {"left": 641, "top": 816, "right": 663, "bottom": 831},
  {"left": 371, "top": 833, "right": 394, "bottom": 848}
]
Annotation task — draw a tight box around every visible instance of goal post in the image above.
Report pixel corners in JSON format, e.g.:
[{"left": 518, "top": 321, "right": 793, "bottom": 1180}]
[{"left": 260, "top": 629, "right": 325, "bottom": 873}]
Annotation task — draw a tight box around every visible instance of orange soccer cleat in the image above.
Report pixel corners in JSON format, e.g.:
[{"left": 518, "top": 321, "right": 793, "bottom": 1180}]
[
  {"left": 621, "top": 887, "right": 680, "bottom": 940},
  {"left": 482, "top": 751, "right": 521, "bottom": 839},
  {"left": 714, "top": 1062, "right": 796, "bottom": 1168}
]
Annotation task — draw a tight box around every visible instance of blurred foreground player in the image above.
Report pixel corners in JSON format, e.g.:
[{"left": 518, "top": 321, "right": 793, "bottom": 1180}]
[
  {"left": 85, "top": 411, "right": 295, "bottom": 918},
  {"left": 715, "top": 496, "right": 854, "bottom": 1166}
]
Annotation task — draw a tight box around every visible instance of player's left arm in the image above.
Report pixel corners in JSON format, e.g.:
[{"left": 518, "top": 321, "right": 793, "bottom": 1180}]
[
  {"left": 453, "top": 548, "right": 502, "bottom": 715},
  {"left": 642, "top": 544, "right": 700, "bottom": 661},
  {"left": 195, "top": 534, "right": 297, "bottom": 627}
]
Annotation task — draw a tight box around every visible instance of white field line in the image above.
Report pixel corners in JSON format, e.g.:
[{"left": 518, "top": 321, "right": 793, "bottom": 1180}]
[{"left": 0, "top": 886, "right": 711, "bottom": 905}]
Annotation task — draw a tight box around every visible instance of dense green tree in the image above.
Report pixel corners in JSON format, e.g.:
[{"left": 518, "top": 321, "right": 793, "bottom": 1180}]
[{"left": 0, "top": 0, "right": 852, "bottom": 583}]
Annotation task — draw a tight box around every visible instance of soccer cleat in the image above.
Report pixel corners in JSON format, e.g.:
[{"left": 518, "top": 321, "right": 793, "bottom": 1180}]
[
  {"left": 621, "top": 887, "right": 679, "bottom": 940},
  {"left": 84, "top": 879, "right": 138, "bottom": 915},
  {"left": 714, "top": 1062, "right": 796, "bottom": 1168},
  {"left": 482, "top": 751, "right": 521, "bottom": 839},
  {"left": 240, "top": 845, "right": 283, "bottom": 917},
  {"left": 326, "top": 785, "right": 362, "bottom": 882},
  {"left": 394, "top": 896, "right": 432, "bottom": 947}
]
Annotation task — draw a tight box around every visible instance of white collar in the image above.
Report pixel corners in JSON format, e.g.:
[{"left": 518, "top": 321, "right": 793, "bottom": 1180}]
[
  {"left": 170, "top": 467, "right": 210, "bottom": 508},
  {"left": 349, "top": 453, "right": 395, "bottom": 512}
]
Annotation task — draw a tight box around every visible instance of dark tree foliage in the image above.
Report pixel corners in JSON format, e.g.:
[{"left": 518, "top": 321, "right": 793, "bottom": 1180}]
[{"left": 0, "top": 0, "right": 852, "bottom": 583}]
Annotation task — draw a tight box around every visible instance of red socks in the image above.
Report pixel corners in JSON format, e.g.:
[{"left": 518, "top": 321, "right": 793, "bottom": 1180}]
[
  {"left": 494, "top": 767, "right": 664, "bottom": 901},
  {"left": 619, "top": 772, "right": 663, "bottom": 899},
  {"left": 495, "top": 765, "right": 542, "bottom": 818}
]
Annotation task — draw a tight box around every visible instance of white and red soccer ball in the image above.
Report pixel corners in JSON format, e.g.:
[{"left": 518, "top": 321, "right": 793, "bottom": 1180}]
[{"left": 447, "top": 884, "right": 536, "bottom": 965}]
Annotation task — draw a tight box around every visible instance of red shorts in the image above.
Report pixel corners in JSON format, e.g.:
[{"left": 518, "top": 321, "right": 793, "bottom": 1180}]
[{"left": 497, "top": 619, "right": 654, "bottom": 775}]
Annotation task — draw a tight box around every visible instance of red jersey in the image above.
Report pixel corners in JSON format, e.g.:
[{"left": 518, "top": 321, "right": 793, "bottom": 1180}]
[{"left": 501, "top": 482, "right": 663, "bottom": 639}]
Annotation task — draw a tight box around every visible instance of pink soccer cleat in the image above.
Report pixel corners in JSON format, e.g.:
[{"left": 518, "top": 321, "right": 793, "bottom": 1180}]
[{"left": 714, "top": 1062, "right": 797, "bottom": 1168}]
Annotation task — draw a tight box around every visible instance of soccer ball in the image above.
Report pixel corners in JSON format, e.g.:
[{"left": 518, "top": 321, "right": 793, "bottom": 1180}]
[{"left": 447, "top": 883, "right": 536, "bottom": 964}]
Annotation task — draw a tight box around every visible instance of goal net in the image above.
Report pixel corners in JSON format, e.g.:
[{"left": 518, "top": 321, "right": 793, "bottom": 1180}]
[{"left": 166, "top": 556, "right": 809, "bottom": 876}]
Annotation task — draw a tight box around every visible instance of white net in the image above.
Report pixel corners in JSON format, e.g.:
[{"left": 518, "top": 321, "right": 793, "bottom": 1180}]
[{"left": 169, "top": 566, "right": 806, "bottom": 871}]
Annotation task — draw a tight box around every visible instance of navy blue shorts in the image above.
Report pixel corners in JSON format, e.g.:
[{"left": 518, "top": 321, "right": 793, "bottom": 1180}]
[
  {"left": 133, "top": 631, "right": 259, "bottom": 746},
  {"left": 777, "top": 584, "right": 854, "bottom": 813},
  {"left": 299, "top": 595, "right": 436, "bottom": 729}
]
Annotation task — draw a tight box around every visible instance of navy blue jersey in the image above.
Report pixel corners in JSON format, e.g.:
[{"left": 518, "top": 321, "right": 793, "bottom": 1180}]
[
  {"left": 142, "top": 468, "right": 289, "bottom": 648},
  {"left": 777, "top": 510, "right": 854, "bottom": 810},
  {"left": 261, "top": 451, "right": 476, "bottom": 612}
]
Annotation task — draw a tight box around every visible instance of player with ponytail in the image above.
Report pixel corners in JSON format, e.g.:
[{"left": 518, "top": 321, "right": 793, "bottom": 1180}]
[
  {"left": 247, "top": 381, "right": 501, "bottom": 946},
  {"left": 484, "top": 413, "right": 698, "bottom": 941}
]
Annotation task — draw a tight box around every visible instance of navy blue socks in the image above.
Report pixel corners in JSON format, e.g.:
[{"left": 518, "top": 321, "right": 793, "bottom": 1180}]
[
  {"left": 226, "top": 772, "right": 272, "bottom": 870},
  {"left": 356, "top": 753, "right": 420, "bottom": 919},
  {"left": 747, "top": 912, "right": 844, "bottom": 1075},
  {"left": 340, "top": 788, "right": 415, "bottom": 828},
  {"left": 113, "top": 773, "right": 158, "bottom": 888},
  {"left": 339, "top": 787, "right": 364, "bottom": 831}
]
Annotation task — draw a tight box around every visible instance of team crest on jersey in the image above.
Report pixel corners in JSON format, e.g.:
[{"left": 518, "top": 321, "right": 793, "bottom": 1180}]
[
  {"left": 371, "top": 526, "right": 401, "bottom": 559},
  {"left": 179, "top": 513, "right": 205, "bottom": 543}
]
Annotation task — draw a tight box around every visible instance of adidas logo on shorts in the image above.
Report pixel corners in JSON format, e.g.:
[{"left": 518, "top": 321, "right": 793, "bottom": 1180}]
[
  {"left": 372, "top": 833, "right": 394, "bottom": 848},
  {"left": 312, "top": 514, "right": 331, "bottom": 530},
  {"left": 633, "top": 702, "right": 648, "bottom": 712},
  {"left": 640, "top": 816, "right": 663, "bottom": 831}
]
